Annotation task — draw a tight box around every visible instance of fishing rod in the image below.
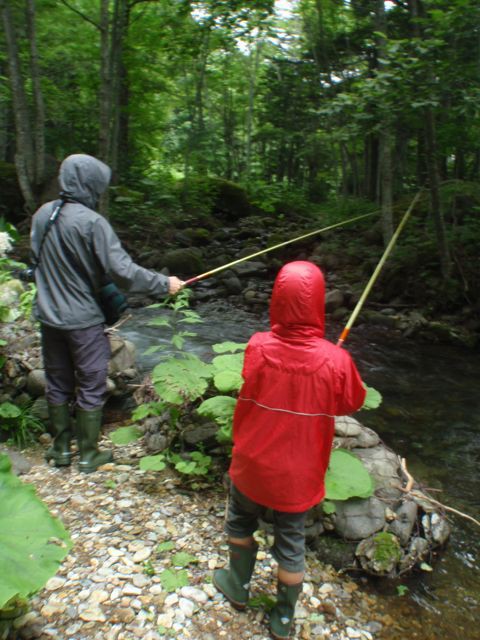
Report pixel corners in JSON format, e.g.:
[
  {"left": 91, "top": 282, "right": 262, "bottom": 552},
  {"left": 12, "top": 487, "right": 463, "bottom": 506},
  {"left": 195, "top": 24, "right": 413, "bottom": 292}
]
[
  {"left": 183, "top": 211, "right": 375, "bottom": 287},
  {"left": 336, "top": 189, "right": 425, "bottom": 348}
]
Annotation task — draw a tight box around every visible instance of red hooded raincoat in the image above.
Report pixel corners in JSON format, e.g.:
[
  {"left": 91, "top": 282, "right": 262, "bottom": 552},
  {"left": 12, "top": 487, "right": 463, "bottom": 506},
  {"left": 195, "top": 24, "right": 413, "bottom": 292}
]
[{"left": 229, "top": 261, "right": 366, "bottom": 513}]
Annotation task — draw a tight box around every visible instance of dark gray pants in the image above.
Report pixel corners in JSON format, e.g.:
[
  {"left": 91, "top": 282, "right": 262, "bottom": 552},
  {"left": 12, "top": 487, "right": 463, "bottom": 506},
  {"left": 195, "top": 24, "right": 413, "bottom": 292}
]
[
  {"left": 41, "top": 324, "right": 111, "bottom": 410},
  {"left": 225, "top": 484, "right": 307, "bottom": 573}
]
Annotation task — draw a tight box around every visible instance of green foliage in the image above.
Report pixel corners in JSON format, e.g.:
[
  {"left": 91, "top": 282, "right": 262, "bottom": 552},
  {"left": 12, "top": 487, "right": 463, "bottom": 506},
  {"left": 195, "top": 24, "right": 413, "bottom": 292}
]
[
  {"left": 152, "top": 355, "right": 213, "bottom": 405},
  {"left": 0, "top": 454, "right": 72, "bottom": 611},
  {"left": 139, "top": 454, "right": 167, "bottom": 472},
  {"left": 362, "top": 385, "right": 383, "bottom": 411},
  {"left": 370, "top": 532, "right": 402, "bottom": 572},
  {"left": 197, "top": 395, "right": 237, "bottom": 443},
  {"left": 211, "top": 352, "right": 244, "bottom": 392},
  {"left": 159, "top": 569, "right": 189, "bottom": 592},
  {"left": 169, "top": 451, "right": 212, "bottom": 476},
  {"left": 157, "top": 541, "right": 175, "bottom": 554},
  {"left": 396, "top": 584, "right": 409, "bottom": 597},
  {"left": 172, "top": 551, "right": 198, "bottom": 568},
  {"left": 321, "top": 500, "right": 336, "bottom": 515},
  {"left": 109, "top": 425, "right": 143, "bottom": 445},
  {"left": 248, "top": 592, "right": 276, "bottom": 611},
  {"left": 0, "top": 402, "right": 45, "bottom": 448},
  {"left": 325, "top": 449, "right": 374, "bottom": 501}
]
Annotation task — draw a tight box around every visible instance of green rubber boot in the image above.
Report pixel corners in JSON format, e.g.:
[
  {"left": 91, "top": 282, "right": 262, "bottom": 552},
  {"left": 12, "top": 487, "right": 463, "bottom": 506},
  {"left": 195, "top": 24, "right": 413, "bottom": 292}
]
[
  {"left": 269, "top": 581, "right": 303, "bottom": 639},
  {"left": 45, "top": 403, "right": 72, "bottom": 466},
  {"left": 213, "top": 543, "right": 258, "bottom": 610},
  {"left": 76, "top": 407, "right": 113, "bottom": 473}
]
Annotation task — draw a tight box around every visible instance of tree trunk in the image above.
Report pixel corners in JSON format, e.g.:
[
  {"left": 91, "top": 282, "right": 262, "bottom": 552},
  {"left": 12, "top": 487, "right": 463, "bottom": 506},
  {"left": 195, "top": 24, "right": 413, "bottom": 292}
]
[
  {"left": 424, "top": 108, "right": 451, "bottom": 278},
  {"left": 1, "top": 0, "right": 36, "bottom": 212},
  {"left": 26, "top": 0, "right": 45, "bottom": 186},
  {"left": 98, "top": 0, "right": 111, "bottom": 163},
  {"left": 379, "top": 129, "right": 394, "bottom": 244},
  {"left": 245, "top": 41, "right": 262, "bottom": 181}
]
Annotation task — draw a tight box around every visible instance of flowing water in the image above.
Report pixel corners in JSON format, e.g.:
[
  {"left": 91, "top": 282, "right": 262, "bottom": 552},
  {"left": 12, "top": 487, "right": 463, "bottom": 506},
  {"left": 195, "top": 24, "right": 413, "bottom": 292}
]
[{"left": 120, "top": 301, "right": 480, "bottom": 639}]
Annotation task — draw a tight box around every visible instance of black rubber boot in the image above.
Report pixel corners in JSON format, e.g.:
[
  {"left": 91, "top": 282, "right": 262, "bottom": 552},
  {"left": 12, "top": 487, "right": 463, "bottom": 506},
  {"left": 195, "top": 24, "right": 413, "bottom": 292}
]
[
  {"left": 76, "top": 407, "right": 113, "bottom": 473},
  {"left": 213, "top": 542, "right": 258, "bottom": 610},
  {"left": 269, "top": 581, "right": 303, "bottom": 639},
  {"left": 45, "top": 403, "right": 72, "bottom": 466}
]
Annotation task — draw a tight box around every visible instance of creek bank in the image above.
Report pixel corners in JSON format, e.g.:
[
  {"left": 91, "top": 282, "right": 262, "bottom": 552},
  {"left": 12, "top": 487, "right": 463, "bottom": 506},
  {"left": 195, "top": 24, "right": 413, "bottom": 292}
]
[
  {"left": 0, "top": 311, "right": 452, "bottom": 581},
  {"left": 1, "top": 444, "right": 427, "bottom": 640}
]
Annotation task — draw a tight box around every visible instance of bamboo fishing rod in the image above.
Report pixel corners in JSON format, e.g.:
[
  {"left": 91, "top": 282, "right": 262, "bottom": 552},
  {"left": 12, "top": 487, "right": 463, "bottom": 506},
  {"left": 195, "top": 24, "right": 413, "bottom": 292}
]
[
  {"left": 183, "top": 211, "right": 375, "bottom": 287},
  {"left": 337, "top": 189, "right": 425, "bottom": 348}
]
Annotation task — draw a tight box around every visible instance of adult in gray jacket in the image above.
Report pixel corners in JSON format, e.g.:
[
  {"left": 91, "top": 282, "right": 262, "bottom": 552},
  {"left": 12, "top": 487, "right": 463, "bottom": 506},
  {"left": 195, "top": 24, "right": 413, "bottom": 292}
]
[{"left": 31, "top": 153, "right": 184, "bottom": 473}]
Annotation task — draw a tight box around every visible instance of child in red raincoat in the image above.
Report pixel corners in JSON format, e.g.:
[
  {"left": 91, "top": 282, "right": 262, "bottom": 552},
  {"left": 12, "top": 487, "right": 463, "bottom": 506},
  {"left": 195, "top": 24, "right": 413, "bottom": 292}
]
[{"left": 213, "top": 261, "right": 366, "bottom": 639}]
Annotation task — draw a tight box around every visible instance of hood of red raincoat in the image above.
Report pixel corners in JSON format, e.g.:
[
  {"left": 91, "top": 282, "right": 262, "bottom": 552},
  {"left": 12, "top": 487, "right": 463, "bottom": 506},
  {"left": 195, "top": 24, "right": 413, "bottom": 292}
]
[{"left": 270, "top": 261, "right": 325, "bottom": 339}]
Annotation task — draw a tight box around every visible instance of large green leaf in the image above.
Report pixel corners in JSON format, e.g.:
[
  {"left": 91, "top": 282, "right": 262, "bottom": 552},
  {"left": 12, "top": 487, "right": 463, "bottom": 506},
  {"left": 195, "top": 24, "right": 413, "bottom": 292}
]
[
  {"left": 0, "top": 454, "right": 72, "bottom": 609},
  {"left": 197, "top": 396, "right": 236, "bottom": 427},
  {"left": 362, "top": 385, "right": 383, "bottom": 410},
  {"left": 109, "top": 425, "right": 143, "bottom": 445},
  {"left": 325, "top": 449, "right": 374, "bottom": 500},
  {"left": 212, "top": 342, "right": 247, "bottom": 354},
  {"left": 213, "top": 370, "right": 243, "bottom": 392},
  {"left": 152, "top": 355, "right": 213, "bottom": 404}
]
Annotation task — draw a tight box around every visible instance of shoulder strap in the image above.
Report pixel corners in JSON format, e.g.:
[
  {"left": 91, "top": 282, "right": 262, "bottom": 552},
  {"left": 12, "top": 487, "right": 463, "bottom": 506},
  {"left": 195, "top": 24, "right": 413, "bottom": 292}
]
[{"left": 32, "top": 199, "right": 65, "bottom": 268}]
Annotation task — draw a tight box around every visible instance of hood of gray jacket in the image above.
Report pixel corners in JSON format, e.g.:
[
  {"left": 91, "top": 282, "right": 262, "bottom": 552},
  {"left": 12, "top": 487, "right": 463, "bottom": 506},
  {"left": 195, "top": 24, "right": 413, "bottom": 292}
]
[{"left": 59, "top": 154, "right": 111, "bottom": 209}]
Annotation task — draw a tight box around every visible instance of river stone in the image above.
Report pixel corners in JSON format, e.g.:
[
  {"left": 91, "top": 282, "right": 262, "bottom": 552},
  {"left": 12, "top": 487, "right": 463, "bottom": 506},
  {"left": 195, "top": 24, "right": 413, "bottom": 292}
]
[
  {"left": 109, "top": 338, "right": 137, "bottom": 375},
  {"left": 387, "top": 500, "right": 418, "bottom": 546},
  {"left": 27, "top": 369, "right": 46, "bottom": 397},
  {"left": 334, "top": 497, "right": 386, "bottom": 540},
  {"left": 335, "top": 416, "right": 362, "bottom": 437},
  {"left": 326, "top": 289, "right": 344, "bottom": 313},
  {"left": 161, "top": 248, "right": 205, "bottom": 275},
  {"left": 351, "top": 446, "right": 401, "bottom": 493},
  {"left": 182, "top": 422, "right": 218, "bottom": 446},
  {"left": 232, "top": 260, "right": 267, "bottom": 278}
]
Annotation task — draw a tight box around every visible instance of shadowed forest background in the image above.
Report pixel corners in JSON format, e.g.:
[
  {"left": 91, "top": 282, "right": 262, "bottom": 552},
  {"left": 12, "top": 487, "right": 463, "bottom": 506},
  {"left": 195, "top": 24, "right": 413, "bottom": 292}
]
[{"left": 1, "top": 0, "right": 480, "bottom": 327}]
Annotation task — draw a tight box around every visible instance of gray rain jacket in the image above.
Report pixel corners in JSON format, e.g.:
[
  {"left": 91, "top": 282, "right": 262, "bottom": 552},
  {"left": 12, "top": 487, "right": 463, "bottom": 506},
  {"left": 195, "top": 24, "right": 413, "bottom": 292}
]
[{"left": 31, "top": 154, "right": 169, "bottom": 329}]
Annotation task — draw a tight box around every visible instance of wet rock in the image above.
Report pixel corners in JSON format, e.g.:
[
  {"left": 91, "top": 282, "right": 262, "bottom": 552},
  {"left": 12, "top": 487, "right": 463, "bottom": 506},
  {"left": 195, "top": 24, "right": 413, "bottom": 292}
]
[
  {"left": 334, "top": 497, "right": 386, "bottom": 540},
  {"left": 387, "top": 500, "right": 418, "bottom": 546},
  {"left": 355, "top": 532, "right": 402, "bottom": 576}
]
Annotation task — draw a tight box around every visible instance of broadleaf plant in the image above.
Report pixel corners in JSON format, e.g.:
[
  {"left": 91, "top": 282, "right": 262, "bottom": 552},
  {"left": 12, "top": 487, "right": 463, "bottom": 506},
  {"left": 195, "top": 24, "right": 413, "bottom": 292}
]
[
  {"left": 325, "top": 449, "right": 374, "bottom": 500},
  {"left": 0, "top": 454, "right": 72, "bottom": 612}
]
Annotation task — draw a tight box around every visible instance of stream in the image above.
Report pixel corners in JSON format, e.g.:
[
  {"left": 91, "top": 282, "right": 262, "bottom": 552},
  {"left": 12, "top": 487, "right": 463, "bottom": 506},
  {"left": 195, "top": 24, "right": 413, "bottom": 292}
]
[{"left": 119, "top": 299, "right": 480, "bottom": 640}]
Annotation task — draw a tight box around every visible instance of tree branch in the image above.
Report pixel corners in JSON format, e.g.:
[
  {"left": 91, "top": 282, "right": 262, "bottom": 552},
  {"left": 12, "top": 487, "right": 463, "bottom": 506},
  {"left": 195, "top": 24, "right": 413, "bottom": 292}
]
[{"left": 58, "top": 0, "right": 100, "bottom": 30}]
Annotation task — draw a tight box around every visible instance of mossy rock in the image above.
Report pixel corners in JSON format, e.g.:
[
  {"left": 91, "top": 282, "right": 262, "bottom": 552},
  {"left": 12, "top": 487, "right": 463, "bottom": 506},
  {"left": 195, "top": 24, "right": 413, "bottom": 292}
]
[
  {"left": 179, "top": 176, "right": 252, "bottom": 221},
  {"left": 161, "top": 248, "right": 205, "bottom": 276},
  {"left": 355, "top": 531, "right": 402, "bottom": 576}
]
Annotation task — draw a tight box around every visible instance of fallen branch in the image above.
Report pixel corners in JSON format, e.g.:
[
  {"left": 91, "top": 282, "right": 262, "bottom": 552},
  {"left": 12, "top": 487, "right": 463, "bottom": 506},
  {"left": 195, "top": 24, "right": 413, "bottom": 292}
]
[{"left": 398, "top": 457, "right": 480, "bottom": 528}]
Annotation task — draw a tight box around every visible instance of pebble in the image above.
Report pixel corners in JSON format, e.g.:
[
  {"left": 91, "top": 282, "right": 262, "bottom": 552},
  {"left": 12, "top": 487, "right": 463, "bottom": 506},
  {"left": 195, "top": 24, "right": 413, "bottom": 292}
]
[{"left": 9, "top": 453, "right": 386, "bottom": 640}]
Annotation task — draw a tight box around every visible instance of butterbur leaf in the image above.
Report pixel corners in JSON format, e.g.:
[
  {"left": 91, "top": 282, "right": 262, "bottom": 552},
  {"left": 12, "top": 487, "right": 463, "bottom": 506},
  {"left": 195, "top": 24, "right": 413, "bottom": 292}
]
[
  {"left": 325, "top": 449, "right": 374, "bottom": 500},
  {"left": 109, "top": 425, "right": 143, "bottom": 445},
  {"left": 213, "top": 370, "right": 243, "bottom": 392},
  {"left": 0, "top": 454, "right": 72, "bottom": 609},
  {"left": 362, "top": 385, "right": 382, "bottom": 410},
  {"left": 139, "top": 455, "right": 166, "bottom": 471},
  {"left": 157, "top": 541, "right": 175, "bottom": 553}
]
